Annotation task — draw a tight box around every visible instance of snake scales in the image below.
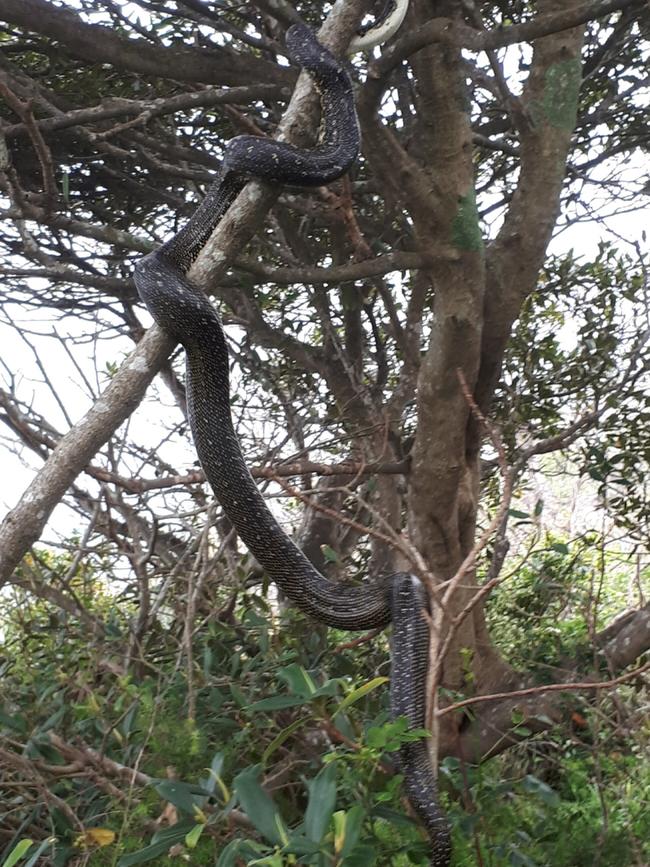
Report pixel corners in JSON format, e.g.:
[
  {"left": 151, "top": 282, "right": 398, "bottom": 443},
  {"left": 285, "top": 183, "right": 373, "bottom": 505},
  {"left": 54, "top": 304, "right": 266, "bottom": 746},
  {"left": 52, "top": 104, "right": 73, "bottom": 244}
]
[{"left": 134, "top": 15, "right": 451, "bottom": 867}]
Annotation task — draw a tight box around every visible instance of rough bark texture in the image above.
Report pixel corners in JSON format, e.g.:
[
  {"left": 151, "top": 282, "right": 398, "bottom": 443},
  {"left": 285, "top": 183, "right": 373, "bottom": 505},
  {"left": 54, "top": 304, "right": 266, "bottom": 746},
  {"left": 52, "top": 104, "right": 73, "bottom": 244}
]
[{"left": 356, "top": 0, "right": 606, "bottom": 755}]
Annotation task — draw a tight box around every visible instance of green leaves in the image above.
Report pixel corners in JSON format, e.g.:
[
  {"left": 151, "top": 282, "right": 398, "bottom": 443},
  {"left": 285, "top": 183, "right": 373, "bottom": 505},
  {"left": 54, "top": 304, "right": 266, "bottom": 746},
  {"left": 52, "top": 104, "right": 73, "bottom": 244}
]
[
  {"left": 249, "top": 663, "right": 341, "bottom": 712},
  {"left": 305, "top": 763, "right": 337, "bottom": 842},
  {"left": 365, "top": 717, "right": 429, "bottom": 753},
  {"left": 0, "top": 709, "right": 28, "bottom": 734},
  {"left": 1, "top": 840, "right": 34, "bottom": 867},
  {"left": 333, "top": 805, "right": 365, "bottom": 860},
  {"left": 508, "top": 508, "right": 531, "bottom": 520},
  {"left": 19, "top": 839, "right": 54, "bottom": 867},
  {"left": 333, "top": 676, "right": 388, "bottom": 718},
  {"left": 117, "top": 822, "right": 197, "bottom": 867},
  {"left": 261, "top": 718, "right": 308, "bottom": 766},
  {"left": 151, "top": 779, "right": 210, "bottom": 815},
  {"left": 281, "top": 663, "right": 315, "bottom": 695},
  {"left": 184, "top": 823, "right": 204, "bottom": 849},
  {"left": 201, "top": 751, "right": 227, "bottom": 798},
  {"left": 233, "top": 765, "right": 289, "bottom": 846},
  {"left": 248, "top": 695, "right": 308, "bottom": 711},
  {"left": 520, "top": 774, "right": 560, "bottom": 807},
  {"left": 215, "top": 840, "right": 265, "bottom": 867},
  {"left": 321, "top": 544, "right": 340, "bottom": 564}
]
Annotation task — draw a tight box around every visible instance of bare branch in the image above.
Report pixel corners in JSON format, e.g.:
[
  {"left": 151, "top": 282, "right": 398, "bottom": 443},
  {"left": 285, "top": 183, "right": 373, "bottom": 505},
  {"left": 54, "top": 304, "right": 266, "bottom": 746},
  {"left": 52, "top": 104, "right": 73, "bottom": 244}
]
[
  {"left": 235, "top": 250, "right": 431, "bottom": 285},
  {"left": 0, "top": 0, "right": 293, "bottom": 87},
  {"left": 439, "top": 660, "right": 650, "bottom": 717}
]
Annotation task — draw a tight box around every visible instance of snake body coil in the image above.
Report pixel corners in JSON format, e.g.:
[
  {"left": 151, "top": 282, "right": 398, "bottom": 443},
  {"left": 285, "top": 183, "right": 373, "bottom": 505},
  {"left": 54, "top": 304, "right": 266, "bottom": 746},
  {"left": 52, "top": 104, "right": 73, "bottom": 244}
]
[{"left": 134, "top": 22, "right": 450, "bottom": 867}]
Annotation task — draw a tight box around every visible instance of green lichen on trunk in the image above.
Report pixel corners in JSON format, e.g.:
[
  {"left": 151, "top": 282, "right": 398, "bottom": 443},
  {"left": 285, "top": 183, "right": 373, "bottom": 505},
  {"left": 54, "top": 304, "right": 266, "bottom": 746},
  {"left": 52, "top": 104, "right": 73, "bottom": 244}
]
[
  {"left": 542, "top": 58, "right": 582, "bottom": 130},
  {"left": 451, "top": 188, "right": 483, "bottom": 252}
]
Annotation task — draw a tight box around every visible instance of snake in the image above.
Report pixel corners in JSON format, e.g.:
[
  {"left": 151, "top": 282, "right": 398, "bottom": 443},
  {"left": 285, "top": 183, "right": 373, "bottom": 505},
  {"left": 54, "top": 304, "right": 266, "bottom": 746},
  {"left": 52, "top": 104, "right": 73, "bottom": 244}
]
[
  {"left": 133, "top": 15, "right": 451, "bottom": 867},
  {"left": 349, "top": 0, "right": 410, "bottom": 52}
]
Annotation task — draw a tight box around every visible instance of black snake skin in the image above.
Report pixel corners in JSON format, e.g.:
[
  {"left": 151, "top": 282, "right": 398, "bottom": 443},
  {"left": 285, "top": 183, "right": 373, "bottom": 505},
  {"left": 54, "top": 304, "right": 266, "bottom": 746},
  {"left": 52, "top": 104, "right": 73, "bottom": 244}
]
[
  {"left": 351, "top": 0, "right": 409, "bottom": 51},
  {"left": 391, "top": 576, "right": 452, "bottom": 865},
  {"left": 134, "top": 21, "right": 450, "bottom": 867}
]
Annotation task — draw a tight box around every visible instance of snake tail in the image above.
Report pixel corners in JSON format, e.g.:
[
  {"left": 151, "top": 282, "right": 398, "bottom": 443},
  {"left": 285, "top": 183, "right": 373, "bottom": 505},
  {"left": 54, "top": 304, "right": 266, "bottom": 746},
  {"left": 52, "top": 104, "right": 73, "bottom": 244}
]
[{"left": 391, "top": 574, "right": 452, "bottom": 866}]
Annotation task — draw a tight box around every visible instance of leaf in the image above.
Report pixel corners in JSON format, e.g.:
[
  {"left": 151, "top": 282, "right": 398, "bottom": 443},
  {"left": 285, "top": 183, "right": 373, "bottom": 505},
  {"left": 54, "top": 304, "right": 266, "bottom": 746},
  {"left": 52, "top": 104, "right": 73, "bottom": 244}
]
[
  {"left": 372, "top": 805, "right": 417, "bottom": 828},
  {"left": 365, "top": 718, "right": 427, "bottom": 752},
  {"left": 152, "top": 780, "right": 210, "bottom": 815},
  {"left": 550, "top": 542, "right": 569, "bottom": 554},
  {"left": 0, "top": 710, "right": 28, "bottom": 734},
  {"left": 282, "top": 836, "right": 321, "bottom": 856},
  {"left": 334, "top": 676, "right": 389, "bottom": 717},
  {"left": 117, "top": 841, "right": 181, "bottom": 867},
  {"left": 262, "top": 718, "right": 307, "bottom": 767},
  {"left": 120, "top": 701, "right": 140, "bottom": 738},
  {"left": 229, "top": 683, "right": 247, "bottom": 707},
  {"left": 305, "top": 763, "right": 337, "bottom": 842},
  {"left": 117, "top": 823, "right": 195, "bottom": 866},
  {"left": 184, "top": 824, "right": 204, "bottom": 849},
  {"left": 201, "top": 751, "right": 226, "bottom": 795},
  {"left": 337, "top": 805, "right": 365, "bottom": 858},
  {"left": 207, "top": 687, "right": 225, "bottom": 711},
  {"left": 248, "top": 695, "right": 307, "bottom": 712},
  {"left": 215, "top": 840, "right": 265, "bottom": 867},
  {"left": 321, "top": 544, "right": 340, "bottom": 563},
  {"left": 51, "top": 845, "right": 74, "bottom": 867},
  {"left": 233, "top": 765, "right": 288, "bottom": 845},
  {"left": 37, "top": 706, "right": 65, "bottom": 733},
  {"left": 77, "top": 828, "right": 116, "bottom": 848},
  {"left": 250, "top": 855, "right": 283, "bottom": 867},
  {"left": 510, "top": 708, "right": 525, "bottom": 725},
  {"left": 311, "top": 679, "right": 343, "bottom": 699},
  {"left": 508, "top": 509, "right": 530, "bottom": 519},
  {"left": 278, "top": 663, "right": 317, "bottom": 697},
  {"left": 275, "top": 813, "right": 290, "bottom": 847},
  {"left": 1, "top": 839, "right": 33, "bottom": 867},
  {"left": 520, "top": 774, "right": 559, "bottom": 806},
  {"left": 366, "top": 722, "right": 397, "bottom": 749},
  {"left": 150, "top": 821, "right": 197, "bottom": 845},
  {"left": 23, "top": 839, "right": 54, "bottom": 867},
  {"left": 508, "top": 848, "right": 538, "bottom": 866},
  {"left": 341, "top": 844, "right": 378, "bottom": 866}
]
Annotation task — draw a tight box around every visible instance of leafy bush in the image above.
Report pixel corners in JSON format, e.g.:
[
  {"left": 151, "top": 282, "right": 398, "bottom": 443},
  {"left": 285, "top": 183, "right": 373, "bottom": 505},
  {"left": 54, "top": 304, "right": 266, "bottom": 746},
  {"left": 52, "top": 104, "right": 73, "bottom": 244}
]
[{"left": 1, "top": 564, "right": 648, "bottom": 866}]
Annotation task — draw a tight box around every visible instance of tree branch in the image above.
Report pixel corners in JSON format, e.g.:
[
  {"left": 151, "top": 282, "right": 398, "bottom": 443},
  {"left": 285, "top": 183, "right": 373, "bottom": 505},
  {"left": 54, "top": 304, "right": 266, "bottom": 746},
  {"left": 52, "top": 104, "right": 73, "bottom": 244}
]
[
  {"left": 88, "top": 459, "right": 409, "bottom": 493},
  {"left": 440, "top": 660, "right": 650, "bottom": 719},
  {"left": 0, "top": 0, "right": 293, "bottom": 87},
  {"left": 476, "top": 0, "right": 588, "bottom": 412},
  {"left": 452, "top": 600, "right": 650, "bottom": 761},
  {"left": 2, "top": 85, "right": 287, "bottom": 139},
  {"left": 374, "top": 0, "right": 643, "bottom": 77},
  {"left": 0, "top": 0, "right": 375, "bottom": 587},
  {"left": 235, "top": 251, "right": 431, "bottom": 285}
]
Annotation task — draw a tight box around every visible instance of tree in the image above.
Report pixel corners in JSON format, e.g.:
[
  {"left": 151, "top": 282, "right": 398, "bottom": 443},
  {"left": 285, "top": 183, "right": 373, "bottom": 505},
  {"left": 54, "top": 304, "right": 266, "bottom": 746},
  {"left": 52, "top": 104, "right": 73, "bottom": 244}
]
[{"left": 0, "top": 0, "right": 648, "bottom": 862}]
